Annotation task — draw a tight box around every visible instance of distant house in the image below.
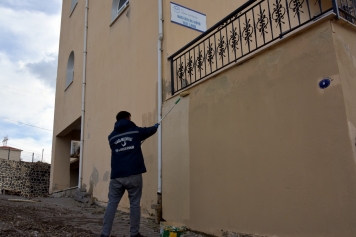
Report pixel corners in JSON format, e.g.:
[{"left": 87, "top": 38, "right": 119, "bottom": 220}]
[{"left": 0, "top": 146, "right": 22, "bottom": 161}]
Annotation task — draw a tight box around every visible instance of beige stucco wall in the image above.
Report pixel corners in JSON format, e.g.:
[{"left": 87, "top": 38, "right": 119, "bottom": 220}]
[
  {"left": 53, "top": 1, "right": 84, "bottom": 133},
  {"left": 50, "top": 0, "right": 85, "bottom": 192},
  {"left": 162, "top": 20, "right": 356, "bottom": 236},
  {"left": 52, "top": 0, "right": 246, "bottom": 212},
  {"left": 51, "top": 135, "right": 71, "bottom": 191},
  {"left": 51, "top": 129, "right": 80, "bottom": 192},
  {"left": 332, "top": 21, "right": 356, "bottom": 166},
  {"left": 78, "top": 0, "right": 160, "bottom": 210},
  {"left": 0, "top": 149, "right": 21, "bottom": 161}
]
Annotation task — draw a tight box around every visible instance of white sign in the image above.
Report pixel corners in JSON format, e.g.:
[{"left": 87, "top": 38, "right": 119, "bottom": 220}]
[{"left": 170, "top": 2, "right": 206, "bottom": 32}]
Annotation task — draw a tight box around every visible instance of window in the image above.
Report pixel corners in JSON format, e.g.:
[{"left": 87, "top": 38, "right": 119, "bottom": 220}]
[
  {"left": 70, "top": 0, "right": 78, "bottom": 15},
  {"left": 117, "top": 0, "right": 129, "bottom": 13},
  {"left": 111, "top": 0, "right": 129, "bottom": 22},
  {"left": 70, "top": 141, "right": 80, "bottom": 158},
  {"left": 66, "top": 51, "right": 75, "bottom": 89}
]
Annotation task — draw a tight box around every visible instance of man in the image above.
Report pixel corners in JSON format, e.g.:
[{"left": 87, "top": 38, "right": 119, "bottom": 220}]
[{"left": 101, "top": 111, "right": 159, "bottom": 237}]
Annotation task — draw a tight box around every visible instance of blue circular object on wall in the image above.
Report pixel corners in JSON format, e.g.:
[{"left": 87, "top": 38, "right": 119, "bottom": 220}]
[{"left": 319, "top": 78, "right": 331, "bottom": 89}]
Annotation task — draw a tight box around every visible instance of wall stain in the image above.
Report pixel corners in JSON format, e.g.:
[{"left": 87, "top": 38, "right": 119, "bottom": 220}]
[
  {"left": 142, "top": 112, "right": 153, "bottom": 128},
  {"left": 344, "top": 43, "right": 351, "bottom": 56},
  {"left": 163, "top": 78, "right": 171, "bottom": 101},
  {"left": 204, "top": 76, "right": 232, "bottom": 97},
  {"left": 336, "top": 35, "right": 353, "bottom": 59},
  {"left": 312, "top": 26, "right": 332, "bottom": 45},
  {"left": 53, "top": 183, "right": 58, "bottom": 191},
  {"left": 336, "top": 35, "right": 356, "bottom": 69},
  {"left": 88, "top": 167, "right": 99, "bottom": 194},
  {"left": 262, "top": 48, "right": 284, "bottom": 68},
  {"left": 103, "top": 171, "right": 110, "bottom": 181},
  {"left": 348, "top": 121, "right": 356, "bottom": 165}
]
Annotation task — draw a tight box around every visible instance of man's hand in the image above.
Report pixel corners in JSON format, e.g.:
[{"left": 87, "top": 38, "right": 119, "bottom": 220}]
[{"left": 154, "top": 123, "right": 160, "bottom": 128}]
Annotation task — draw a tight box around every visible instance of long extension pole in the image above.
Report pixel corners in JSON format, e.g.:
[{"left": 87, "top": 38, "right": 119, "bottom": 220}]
[{"left": 158, "top": 98, "right": 181, "bottom": 124}]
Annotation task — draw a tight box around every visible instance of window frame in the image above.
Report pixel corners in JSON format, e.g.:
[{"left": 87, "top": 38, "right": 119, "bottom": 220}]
[
  {"left": 70, "top": 0, "right": 78, "bottom": 17},
  {"left": 110, "top": 0, "right": 130, "bottom": 25},
  {"left": 65, "top": 51, "right": 75, "bottom": 91}
]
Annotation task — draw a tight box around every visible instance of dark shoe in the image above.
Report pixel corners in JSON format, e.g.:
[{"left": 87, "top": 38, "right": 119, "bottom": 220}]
[
  {"left": 99, "top": 235, "right": 109, "bottom": 237},
  {"left": 131, "top": 233, "right": 147, "bottom": 237}
]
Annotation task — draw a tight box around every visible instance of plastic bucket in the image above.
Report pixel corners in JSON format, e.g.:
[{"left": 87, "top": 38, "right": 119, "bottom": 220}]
[{"left": 160, "top": 221, "right": 186, "bottom": 237}]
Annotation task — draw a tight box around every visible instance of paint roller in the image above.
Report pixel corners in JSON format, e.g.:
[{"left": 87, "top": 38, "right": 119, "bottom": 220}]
[{"left": 141, "top": 91, "right": 189, "bottom": 145}]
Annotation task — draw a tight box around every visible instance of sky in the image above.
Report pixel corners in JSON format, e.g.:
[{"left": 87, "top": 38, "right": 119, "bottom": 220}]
[{"left": 0, "top": 0, "right": 62, "bottom": 163}]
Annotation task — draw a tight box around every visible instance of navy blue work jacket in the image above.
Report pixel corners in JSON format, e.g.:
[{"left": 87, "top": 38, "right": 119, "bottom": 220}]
[{"left": 108, "top": 119, "right": 157, "bottom": 179}]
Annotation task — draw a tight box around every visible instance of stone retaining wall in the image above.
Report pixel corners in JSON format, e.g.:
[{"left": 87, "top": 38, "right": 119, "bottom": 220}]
[{"left": 0, "top": 159, "right": 50, "bottom": 197}]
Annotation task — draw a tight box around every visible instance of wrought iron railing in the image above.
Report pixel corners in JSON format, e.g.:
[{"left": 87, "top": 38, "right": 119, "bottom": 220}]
[
  {"left": 168, "top": 0, "right": 349, "bottom": 95},
  {"left": 335, "top": 0, "right": 356, "bottom": 23}
]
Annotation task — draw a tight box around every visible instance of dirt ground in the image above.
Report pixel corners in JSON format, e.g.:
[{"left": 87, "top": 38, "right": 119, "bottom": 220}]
[
  {"left": 0, "top": 194, "right": 160, "bottom": 237},
  {"left": 0, "top": 193, "right": 267, "bottom": 237}
]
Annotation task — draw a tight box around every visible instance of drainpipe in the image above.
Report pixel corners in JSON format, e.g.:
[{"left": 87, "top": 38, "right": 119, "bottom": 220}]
[
  {"left": 157, "top": 0, "right": 163, "bottom": 195},
  {"left": 151, "top": 0, "right": 164, "bottom": 223},
  {"left": 78, "top": 0, "right": 89, "bottom": 189}
]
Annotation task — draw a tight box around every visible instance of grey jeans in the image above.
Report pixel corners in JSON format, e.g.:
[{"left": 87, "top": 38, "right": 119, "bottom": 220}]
[{"left": 101, "top": 174, "right": 143, "bottom": 237}]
